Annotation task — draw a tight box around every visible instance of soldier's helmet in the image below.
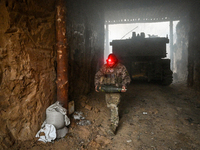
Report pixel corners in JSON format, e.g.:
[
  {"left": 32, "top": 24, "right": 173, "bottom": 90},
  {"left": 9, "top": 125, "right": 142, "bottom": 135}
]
[{"left": 106, "top": 53, "right": 118, "bottom": 67}]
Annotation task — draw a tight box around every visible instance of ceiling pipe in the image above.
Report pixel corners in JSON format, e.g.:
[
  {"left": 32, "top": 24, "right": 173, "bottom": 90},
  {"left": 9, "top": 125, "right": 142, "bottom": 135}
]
[{"left": 56, "top": 0, "right": 69, "bottom": 109}]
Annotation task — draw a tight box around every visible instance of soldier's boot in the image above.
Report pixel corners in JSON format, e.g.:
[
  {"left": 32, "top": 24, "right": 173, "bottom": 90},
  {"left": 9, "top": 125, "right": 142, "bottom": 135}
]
[
  {"left": 105, "top": 93, "right": 120, "bottom": 136},
  {"left": 107, "top": 124, "right": 116, "bottom": 136},
  {"left": 110, "top": 106, "right": 119, "bottom": 134},
  {"left": 107, "top": 128, "right": 115, "bottom": 136},
  {"left": 110, "top": 124, "right": 117, "bottom": 133}
]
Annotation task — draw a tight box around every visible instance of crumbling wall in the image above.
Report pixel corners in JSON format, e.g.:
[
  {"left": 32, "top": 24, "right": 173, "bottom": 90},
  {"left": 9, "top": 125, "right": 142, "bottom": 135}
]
[
  {"left": 0, "top": 0, "right": 104, "bottom": 148},
  {"left": 188, "top": 2, "right": 200, "bottom": 89},
  {"left": 0, "top": 0, "right": 56, "bottom": 148},
  {"left": 173, "top": 20, "right": 189, "bottom": 82},
  {"left": 66, "top": 0, "right": 104, "bottom": 98}
]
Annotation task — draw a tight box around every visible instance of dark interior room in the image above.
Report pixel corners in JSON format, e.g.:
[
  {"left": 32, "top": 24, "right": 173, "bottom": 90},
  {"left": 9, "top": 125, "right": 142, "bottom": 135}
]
[{"left": 0, "top": 0, "right": 200, "bottom": 149}]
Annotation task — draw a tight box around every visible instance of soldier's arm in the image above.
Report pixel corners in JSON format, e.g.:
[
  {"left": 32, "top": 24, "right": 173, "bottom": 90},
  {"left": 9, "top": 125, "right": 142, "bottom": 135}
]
[
  {"left": 94, "top": 66, "right": 105, "bottom": 92},
  {"left": 94, "top": 65, "right": 105, "bottom": 86},
  {"left": 121, "top": 65, "right": 131, "bottom": 88}
]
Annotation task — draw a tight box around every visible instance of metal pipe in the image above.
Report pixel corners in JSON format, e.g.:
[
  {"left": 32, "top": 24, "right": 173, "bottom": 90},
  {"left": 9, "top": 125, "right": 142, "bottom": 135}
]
[{"left": 56, "top": 0, "right": 68, "bottom": 109}]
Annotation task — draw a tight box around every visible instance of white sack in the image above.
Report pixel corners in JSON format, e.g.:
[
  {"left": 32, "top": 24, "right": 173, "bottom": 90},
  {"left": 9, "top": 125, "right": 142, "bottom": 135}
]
[
  {"left": 45, "top": 101, "right": 70, "bottom": 129},
  {"left": 56, "top": 127, "right": 68, "bottom": 139},
  {"left": 36, "top": 101, "right": 70, "bottom": 143}
]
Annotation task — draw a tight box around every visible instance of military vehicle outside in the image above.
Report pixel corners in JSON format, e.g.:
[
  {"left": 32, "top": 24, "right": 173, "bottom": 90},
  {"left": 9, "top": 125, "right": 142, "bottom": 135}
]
[{"left": 110, "top": 32, "right": 173, "bottom": 85}]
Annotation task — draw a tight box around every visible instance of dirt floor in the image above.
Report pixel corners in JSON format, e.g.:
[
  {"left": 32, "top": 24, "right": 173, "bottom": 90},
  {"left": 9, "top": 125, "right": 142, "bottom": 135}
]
[{"left": 11, "top": 81, "right": 200, "bottom": 150}]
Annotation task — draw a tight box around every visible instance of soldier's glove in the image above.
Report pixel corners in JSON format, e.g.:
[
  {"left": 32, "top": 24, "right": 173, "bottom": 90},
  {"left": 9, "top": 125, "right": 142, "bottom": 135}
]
[
  {"left": 121, "top": 86, "right": 126, "bottom": 92},
  {"left": 95, "top": 85, "right": 99, "bottom": 92}
]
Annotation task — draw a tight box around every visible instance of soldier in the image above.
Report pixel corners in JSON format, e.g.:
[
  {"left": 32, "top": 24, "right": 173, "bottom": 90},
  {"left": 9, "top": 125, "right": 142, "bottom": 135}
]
[{"left": 94, "top": 53, "right": 131, "bottom": 135}]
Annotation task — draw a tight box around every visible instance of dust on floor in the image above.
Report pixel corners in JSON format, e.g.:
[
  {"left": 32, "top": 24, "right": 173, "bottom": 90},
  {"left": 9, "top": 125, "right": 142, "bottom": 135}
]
[{"left": 11, "top": 81, "right": 200, "bottom": 150}]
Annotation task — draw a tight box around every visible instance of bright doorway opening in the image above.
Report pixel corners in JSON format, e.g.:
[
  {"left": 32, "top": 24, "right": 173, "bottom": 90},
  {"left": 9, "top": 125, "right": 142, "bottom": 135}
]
[{"left": 104, "top": 21, "right": 179, "bottom": 62}]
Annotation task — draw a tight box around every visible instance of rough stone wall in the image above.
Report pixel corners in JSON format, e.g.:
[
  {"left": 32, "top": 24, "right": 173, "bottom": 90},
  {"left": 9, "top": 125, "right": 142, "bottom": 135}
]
[
  {"left": 188, "top": 2, "right": 200, "bottom": 89},
  {"left": 0, "top": 0, "right": 56, "bottom": 148},
  {"left": 173, "top": 20, "right": 189, "bottom": 82},
  {"left": 0, "top": 0, "right": 104, "bottom": 148},
  {"left": 66, "top": 0, "right": 104, "bottom": 98}
]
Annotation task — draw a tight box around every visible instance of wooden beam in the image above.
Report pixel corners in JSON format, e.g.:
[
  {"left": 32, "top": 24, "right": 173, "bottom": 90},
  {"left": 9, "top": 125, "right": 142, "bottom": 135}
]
[
  {"left": 170, "top": 20, "right": 173, "bottom": 70},
  {"left": 56, "top": 0, "right": 68, "bottom": 109}
]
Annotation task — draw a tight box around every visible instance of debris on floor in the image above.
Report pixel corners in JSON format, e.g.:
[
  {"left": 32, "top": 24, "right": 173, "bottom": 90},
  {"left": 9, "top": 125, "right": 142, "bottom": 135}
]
[
  {"left": 73, "top": 111, "right": 91, "bottom": 126},
  {"left": 73, "top": 111, "right": 85, "bottom": 120},
  {"left": 10, "top": 82, "right": 200, "bottom": 149}
]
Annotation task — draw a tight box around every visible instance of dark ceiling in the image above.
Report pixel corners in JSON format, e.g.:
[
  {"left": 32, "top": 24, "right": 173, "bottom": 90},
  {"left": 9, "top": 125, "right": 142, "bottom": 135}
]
[{"left": 102, "top": 0, "right": 192, "bottom": 24}]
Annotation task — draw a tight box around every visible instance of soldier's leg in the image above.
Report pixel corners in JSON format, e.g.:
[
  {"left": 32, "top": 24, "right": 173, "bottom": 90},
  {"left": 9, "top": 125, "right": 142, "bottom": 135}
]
[
  {"left": 110, "top": 104, "right": 119, "bottom": 132},
  {"left": 105, "top": 93, "right": 114, "bottom": 135},
  {"left": 105, "top": 93, "right": 120, "bottom": 134}
]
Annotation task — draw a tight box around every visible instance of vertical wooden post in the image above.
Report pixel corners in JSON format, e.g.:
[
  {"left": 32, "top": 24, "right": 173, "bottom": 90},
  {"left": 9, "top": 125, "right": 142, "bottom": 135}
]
[
  {"left": 105, "top": 23, "right": 109, "bottom": 59},
  {"left": 56, "top": 0, "right": 68, "bottom": 109},
  {"left": 170, "top": 20, "right": 174, "bottom": 70}
]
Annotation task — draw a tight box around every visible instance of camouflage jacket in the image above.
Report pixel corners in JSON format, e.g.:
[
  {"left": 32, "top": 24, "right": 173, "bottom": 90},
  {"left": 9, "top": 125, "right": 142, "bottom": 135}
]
[{"left": 94, "top": 63, "right": 131, "bottom": 88}]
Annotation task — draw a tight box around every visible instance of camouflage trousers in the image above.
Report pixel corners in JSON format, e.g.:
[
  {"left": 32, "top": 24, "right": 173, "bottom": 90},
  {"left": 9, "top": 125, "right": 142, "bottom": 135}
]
[{"left": 105, "top": 93, "right": 120, "bottom": 128}]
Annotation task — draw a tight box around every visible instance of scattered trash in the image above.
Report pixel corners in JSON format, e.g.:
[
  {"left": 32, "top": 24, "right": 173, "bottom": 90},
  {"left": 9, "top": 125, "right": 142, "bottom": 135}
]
[
  {"left": 143, "top": 112, "right": 148, "bottom": 115},
  {"left": 36, "top": 101, "right": 70, "bottom": 143},
  {"left": 127, "top": 140, "right": 132, "bottom": 143},
  {"left": 73, "top": 111, "right": 91, "bottom": 126},
  {"left": 77, "top": 120, "right": 91, "bottom": 126},
  {"left": 73, "top": 111, "right": 85, "bottom": 120}
]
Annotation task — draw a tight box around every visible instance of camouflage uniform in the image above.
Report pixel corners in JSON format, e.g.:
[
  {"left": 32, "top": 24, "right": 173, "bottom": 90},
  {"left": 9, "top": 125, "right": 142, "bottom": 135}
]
[
  {"left": 105, "top": 93, "right": 120, "bottom": 134},
  {"left": 94, "top": 62, "right": 131, "bottom": 134}
]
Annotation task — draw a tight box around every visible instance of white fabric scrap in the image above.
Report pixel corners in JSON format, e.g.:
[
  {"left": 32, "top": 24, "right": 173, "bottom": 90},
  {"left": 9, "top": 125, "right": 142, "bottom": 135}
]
[
  {"left": 35, "top": 124, "right": 56, "bottom": 143},
  {"left": 73, "top": 111, "right": 85, "bottom": 120}
]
